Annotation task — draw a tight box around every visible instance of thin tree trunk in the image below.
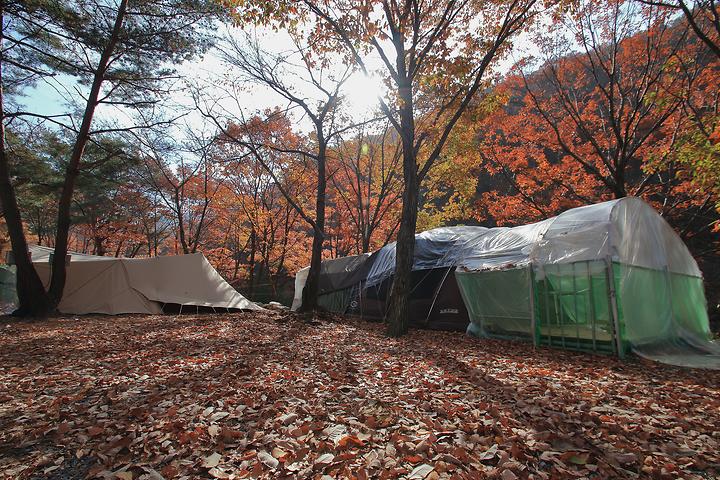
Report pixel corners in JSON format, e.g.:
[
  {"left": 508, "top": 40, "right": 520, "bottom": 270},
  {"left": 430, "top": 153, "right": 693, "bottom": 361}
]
[
  {"left": 94, "top": 236, "right": 106, "bottom": 256},
  {"left": 248, "top": 226, "right": 256, "bottom": 297},
  {"left": 48, "top": 0, "right": 128, "bottom": 305},
  {"left": 174, "top": 190, "right": 190, "bottom": 254},
  {"left": 114, "top": 239, "right": 123, "bottom": 257},
  {"left": 0, "top": 0, "right": 53, "bottom": 317}
]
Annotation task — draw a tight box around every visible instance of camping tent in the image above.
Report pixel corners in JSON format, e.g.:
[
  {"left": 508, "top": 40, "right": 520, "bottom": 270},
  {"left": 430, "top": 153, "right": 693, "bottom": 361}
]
[
  {"left": 292, "top": 198, "right": 718, "bottom": 368},
  {"left": 25, "top": 245, "right": 260, "bottom": 315},
  {"left": 291, "top": 253, "right": 373, "bottom": 312},
  {"left": 359, "top": 267, "right": 470, "bottom": 331},
  {"left": 290, "top": 252, "right": 470, "bottom": 330}
]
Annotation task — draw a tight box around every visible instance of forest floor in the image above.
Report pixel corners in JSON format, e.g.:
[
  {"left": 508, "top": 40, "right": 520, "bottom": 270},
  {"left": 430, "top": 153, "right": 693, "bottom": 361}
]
[{"left": 0, "top": 312, "right": 719, "bottom": 480}]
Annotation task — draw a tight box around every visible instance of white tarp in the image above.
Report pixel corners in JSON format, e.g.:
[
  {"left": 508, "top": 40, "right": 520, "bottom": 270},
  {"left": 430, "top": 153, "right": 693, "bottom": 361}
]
[
  {"left": 290, "top": 266, "right": 310, "bottom": 311},
  {"left": 30, "top": 245, "right": 261, "bottom": 315}
]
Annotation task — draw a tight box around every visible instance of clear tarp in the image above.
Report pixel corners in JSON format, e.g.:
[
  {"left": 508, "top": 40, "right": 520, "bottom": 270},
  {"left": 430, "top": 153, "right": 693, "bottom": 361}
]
[{"left": 365, "top": 198, "right": 702, "bottom": 286}]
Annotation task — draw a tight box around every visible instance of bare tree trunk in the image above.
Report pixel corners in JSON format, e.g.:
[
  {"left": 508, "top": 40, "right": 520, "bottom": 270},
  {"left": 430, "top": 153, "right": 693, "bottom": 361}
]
[
  {"left": 48, "top": 0, "right": 128, "bottom": 306},
  {"left": 386, "top": 77, "right": 417, "bottom": 336},
  {"left": 248, "top": 226, "right": 256, "bottom": 297},
  {"left": 385, "top": 140, "right": 418, "bottom": 337},
  {"left": 0, "top": 0, "right": 53, "bottom": 317},
  {"left": 94, "top": 236, "right": 106, "bottom": 256},
  {"left": 300, "top": 142, "right": 327, "bottom": 312}
]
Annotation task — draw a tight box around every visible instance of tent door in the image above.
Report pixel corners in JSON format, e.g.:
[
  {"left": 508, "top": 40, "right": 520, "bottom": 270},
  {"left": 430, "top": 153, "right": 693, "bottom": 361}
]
[{"left": 535, "top": 260, "right": 618, "bottom": 355}]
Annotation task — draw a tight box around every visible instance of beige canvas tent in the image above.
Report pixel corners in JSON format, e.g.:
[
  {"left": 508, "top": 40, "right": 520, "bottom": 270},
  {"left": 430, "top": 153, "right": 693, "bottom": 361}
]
[{"left": 29, "top": 245, "right": 261, "bottom": 315}]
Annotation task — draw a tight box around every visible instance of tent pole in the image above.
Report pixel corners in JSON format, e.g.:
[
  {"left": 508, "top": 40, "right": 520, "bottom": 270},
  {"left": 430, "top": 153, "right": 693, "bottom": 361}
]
[
  {"left": 543, "top": 268, "right": 552, "bottom": 348},
  {"left": 556, "top": 266, "right": 566, "bottom": 349},
  {"left": 572, "top": 262, "right": 580, "bottom": 348},
  {"left": 425, "top": 267, "right": 453, "bottom": 326},
  {"left": 586, "top": 262, "right": 597, "bottom": 353},
  {"left": 664, "top": 265, "right": 677, "bottom": 335},
  {"left": 528, "top": 265, "right": 537, "bottom": 348},
  {"left": 605, "top": 257, "right": 624, "bottom": 359}
]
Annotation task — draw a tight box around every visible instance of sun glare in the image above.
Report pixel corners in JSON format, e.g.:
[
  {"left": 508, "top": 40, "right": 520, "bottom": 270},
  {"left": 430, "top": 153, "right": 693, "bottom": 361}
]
[{"left": 344, "top": 72, "right": 387, "bottom": 118}]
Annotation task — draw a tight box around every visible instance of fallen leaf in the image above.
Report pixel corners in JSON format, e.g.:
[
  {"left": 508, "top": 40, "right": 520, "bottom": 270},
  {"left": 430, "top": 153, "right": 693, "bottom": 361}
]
[
  {"left": 203, "top": 452, "right": 222, "bottom": 468},
  {"left": 408, "top": 464, "right": 434, "bottom": 479},
  {"left": 258, "top": 450, "right": 279, "bottom": 469}
]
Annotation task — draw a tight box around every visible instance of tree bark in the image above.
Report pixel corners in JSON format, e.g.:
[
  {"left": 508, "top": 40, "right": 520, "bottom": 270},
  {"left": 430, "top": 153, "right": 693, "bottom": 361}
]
[
  {"left": 248, "top": 226, "right": 256, "bottom": 297},
  {"left": 48, "top": 0, "right": 128, "bottom": 306},
  {"left": 0, "top": 0, "right": 53, "bottom": 317},
  {"left": 94, "top": 236, "right": 106, "bottom": 256},
  {"left": 385, "top": 142, "right": 418, "bottom": 337},
  {"left": 385, "top": 77, "right": 417, "bottom": 337},
  {"left": 299, "top": 141, "right": 327, "bottom": 312}
]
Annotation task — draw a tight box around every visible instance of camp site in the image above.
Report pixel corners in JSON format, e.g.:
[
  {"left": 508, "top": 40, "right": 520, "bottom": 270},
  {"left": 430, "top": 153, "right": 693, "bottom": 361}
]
[{"left": 1, "top": 1, "right": 720, "bottom": 479}]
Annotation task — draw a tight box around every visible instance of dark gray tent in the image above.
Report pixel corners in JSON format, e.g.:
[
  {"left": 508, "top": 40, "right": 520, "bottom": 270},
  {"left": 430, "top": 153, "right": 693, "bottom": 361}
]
[
  {"left": 291, "top": 249, "right": 470, "bottom": 331},
  {"left": 291, "top": 253, "right": 375, "bottom": 313}
]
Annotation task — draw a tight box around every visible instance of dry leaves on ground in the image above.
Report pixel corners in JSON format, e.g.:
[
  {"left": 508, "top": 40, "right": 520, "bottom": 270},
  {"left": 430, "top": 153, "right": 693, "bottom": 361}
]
[{"left": 1, "top": 311, "right": 719, "bottom": 479}]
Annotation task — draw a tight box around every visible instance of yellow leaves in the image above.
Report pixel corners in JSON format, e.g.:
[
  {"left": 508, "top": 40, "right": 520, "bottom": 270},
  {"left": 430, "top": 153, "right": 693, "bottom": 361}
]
[{"left": 271, "top": 446, "right": 289, "bottom": 461}]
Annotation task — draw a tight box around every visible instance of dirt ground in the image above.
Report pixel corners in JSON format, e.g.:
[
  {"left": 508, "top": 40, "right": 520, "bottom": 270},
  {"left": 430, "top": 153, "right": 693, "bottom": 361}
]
[{"left": 1, "top": 312, "right": 719, "bottom": 479}]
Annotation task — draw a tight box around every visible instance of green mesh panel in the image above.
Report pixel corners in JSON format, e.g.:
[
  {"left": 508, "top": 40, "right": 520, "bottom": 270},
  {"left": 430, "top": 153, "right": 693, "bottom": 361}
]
[
  {"left": 618, "top": 265, "right": 720, "bottom": 368},
  {"left": 670, "top": 273, "right": 710, "bottom": 340},
  {"left": 617, "top": 264, "right": 711, "bottom": 344},
  {"left": 458, "top": 261, "right": 712, "bottom": 361},
  {"left": 615, "top": 264, "right": 671, "bottom": 346},
  {"left": 455, "top": 268, "right": 533, "bottom": 340},
  {"left": 535, "top": 261, "right": 617, "bottom": 354}
]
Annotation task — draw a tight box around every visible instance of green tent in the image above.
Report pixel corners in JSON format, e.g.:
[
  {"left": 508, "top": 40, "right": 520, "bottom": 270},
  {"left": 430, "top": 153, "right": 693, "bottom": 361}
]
[{"left": 453, "top": 198, "right": 714, "bottom": 368}]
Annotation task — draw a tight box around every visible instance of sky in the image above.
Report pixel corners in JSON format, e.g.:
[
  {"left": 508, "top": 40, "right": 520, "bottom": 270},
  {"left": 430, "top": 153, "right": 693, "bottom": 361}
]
[
  {"left": 18, "top": 20, "right": 538, "bottom": 142},
  {"left": 20, "top": 26, "right": 391, "bottom": 137}
]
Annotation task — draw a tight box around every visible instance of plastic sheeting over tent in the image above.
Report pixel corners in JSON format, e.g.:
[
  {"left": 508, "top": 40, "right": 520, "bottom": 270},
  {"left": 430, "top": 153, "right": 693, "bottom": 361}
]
[
  {"left": 28, "top": 245, "right": 261, "bottom": 315},
  {"left": 291, "top": 197, "right": 716, "bottom": 369},
  {"left": 364, "top": 198, "right": 701, "bottom": 285}
]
